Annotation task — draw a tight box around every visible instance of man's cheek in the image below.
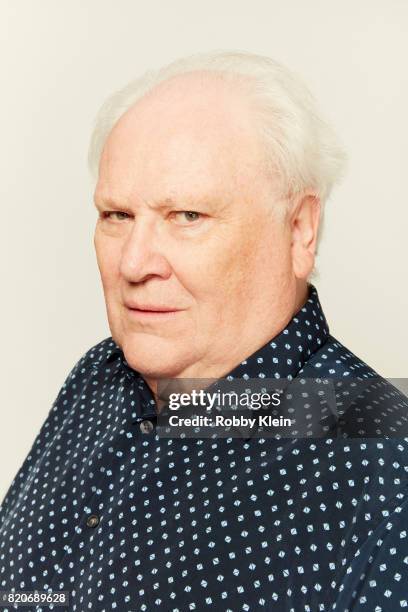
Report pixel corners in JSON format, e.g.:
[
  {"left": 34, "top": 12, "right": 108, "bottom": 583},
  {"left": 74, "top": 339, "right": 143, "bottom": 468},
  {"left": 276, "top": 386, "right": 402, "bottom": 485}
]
[
  {"left": 99, "top": 247, "right": 121, "bottom": 279},
  {"left": 100, "top": 267, "right": 122, "bottom": 305}
]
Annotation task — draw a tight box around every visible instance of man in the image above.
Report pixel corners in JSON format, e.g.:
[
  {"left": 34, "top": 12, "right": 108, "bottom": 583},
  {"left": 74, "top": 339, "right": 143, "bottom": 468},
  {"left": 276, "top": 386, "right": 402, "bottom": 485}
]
[{"left": 1, "top": 51, "right": 407, "bottom": 611}]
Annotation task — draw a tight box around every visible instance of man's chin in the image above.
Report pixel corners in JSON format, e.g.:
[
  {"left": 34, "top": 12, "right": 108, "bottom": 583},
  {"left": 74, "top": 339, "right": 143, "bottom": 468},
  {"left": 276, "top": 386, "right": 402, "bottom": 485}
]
[{"left": 120, "top": 335, "right": 196, "bottom": 380}]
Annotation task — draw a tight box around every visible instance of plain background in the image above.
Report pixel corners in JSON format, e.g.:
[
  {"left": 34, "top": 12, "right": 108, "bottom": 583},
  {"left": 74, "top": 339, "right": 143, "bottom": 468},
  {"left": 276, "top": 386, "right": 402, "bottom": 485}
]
[{"left": 1, "top": 0, "right": 407, "bottom": 502}]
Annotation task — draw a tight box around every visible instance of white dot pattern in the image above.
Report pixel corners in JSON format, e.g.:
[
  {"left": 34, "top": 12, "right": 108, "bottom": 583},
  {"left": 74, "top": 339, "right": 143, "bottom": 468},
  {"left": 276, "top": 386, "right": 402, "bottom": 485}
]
[{"left": 1, "top": 285, "right": 407, "bottom": 611}]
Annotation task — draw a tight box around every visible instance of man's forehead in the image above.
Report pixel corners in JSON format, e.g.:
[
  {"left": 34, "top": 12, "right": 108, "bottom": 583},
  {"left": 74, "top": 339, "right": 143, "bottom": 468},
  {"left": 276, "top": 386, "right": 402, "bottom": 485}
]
[
  {"left": 101, "top": 73, "right": 263, "bottom": 166},
  {"left": 115, "top": 70, "right": 252, "bottom": 124},
  {"left": 94, "top": 74, "right": 271, "bottom": 209}
]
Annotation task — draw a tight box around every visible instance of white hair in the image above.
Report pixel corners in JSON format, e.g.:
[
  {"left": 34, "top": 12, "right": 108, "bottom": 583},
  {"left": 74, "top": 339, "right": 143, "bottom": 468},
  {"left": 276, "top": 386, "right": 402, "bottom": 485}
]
[{"left": 88, "top": 50, "right": 347, "bottom": 243}]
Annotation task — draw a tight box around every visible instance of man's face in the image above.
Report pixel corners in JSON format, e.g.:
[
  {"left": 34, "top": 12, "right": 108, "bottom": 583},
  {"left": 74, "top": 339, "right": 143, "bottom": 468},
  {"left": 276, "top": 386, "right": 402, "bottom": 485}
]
[{"left": 94, "top": 74, "right": 297, "bottom": 383}]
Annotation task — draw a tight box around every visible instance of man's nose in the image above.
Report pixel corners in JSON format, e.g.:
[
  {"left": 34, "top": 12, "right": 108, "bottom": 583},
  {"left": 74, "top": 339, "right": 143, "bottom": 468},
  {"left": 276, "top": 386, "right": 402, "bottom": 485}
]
[{"left": 119, "top": 217, "right": 172, "bottom": 283}]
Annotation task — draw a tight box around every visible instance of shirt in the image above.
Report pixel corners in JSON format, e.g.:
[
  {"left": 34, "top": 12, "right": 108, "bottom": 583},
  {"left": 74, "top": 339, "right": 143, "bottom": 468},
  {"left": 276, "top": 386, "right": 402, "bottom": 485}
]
[{"left": 1, "top": 284, "right": 408, "bottom": 611}]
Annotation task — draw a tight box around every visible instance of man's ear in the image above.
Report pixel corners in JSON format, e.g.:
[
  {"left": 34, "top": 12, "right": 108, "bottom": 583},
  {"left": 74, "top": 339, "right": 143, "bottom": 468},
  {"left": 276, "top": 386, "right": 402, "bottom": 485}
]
[{"left": 289, "top": 192, "right": 321, "bottom": 280}]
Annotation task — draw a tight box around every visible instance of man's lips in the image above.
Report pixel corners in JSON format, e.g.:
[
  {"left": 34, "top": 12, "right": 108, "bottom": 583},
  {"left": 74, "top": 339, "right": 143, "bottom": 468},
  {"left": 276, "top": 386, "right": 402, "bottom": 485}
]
[
  {"left": 125, "top": 302, "right": 182, "bottom": 312},
  {"left": 124, "top": 302, "right": 184, "bottom": 317}
]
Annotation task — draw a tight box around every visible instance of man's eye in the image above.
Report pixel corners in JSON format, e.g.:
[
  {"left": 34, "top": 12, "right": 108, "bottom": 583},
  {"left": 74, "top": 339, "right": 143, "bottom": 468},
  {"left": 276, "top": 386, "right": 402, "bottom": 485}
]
[
  {"left": 172, "top": 211, "right": 202, "bottom": 225},
  {"left": 102, "top": 211, "right": 130, "bottom": 221}
]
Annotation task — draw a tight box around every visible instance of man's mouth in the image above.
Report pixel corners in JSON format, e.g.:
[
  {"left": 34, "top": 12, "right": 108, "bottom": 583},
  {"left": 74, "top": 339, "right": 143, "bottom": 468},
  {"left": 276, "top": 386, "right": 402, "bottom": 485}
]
[{"left": 124, "top": 302, "right": 184, "bottom": 318}]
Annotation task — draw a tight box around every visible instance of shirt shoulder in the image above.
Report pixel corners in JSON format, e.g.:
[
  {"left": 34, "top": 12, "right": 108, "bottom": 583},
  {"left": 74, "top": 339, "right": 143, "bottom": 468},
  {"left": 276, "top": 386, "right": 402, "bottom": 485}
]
[
  {"left": 302, "top": 333, "right": 381, "bottom": 378},
  {"left": 0, "top": 336, "right": 118, "bottom": 524},
  {"left": 300, "top": 334, "right": 408, "bottom": 438},
  {"left": 73, "top": 336, "right": 120, "bottom": 369},
  {"left": 37, "top": 335, "right": 120, "bottom": 436}
]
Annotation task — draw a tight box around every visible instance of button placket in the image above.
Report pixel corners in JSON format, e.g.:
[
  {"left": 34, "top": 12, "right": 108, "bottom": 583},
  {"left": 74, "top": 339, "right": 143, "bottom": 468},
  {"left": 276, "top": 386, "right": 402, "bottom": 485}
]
[
  {"left": 140, "top": 419, "right": 154, "bottom": 433},
  {"left": 86, "top": 513, "right": 100, "bottom": 528}
]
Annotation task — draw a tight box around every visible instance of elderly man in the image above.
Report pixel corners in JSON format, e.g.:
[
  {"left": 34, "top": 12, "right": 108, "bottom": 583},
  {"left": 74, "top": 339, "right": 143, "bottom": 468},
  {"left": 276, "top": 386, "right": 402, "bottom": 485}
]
[{"left": 1, "top": 51, "right": 407, "bottom": 611}]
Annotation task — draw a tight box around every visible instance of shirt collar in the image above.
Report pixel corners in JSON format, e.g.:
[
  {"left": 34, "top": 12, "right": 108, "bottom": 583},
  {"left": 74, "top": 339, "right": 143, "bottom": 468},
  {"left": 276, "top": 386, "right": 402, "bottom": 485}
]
[
  {"left": 224, "top": 283, "right": 329, "bottom": 382},
  {"left": 106, "top": 283, "right": 330, "bottom": 430}
]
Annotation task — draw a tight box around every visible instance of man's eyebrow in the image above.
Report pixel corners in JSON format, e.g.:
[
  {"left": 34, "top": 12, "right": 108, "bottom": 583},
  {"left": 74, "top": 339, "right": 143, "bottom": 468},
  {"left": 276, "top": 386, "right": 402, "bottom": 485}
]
[
  {"left": 93, "top": 196, "right": 132, "bottom": 212},
  {"left": 93, "top": 195, "right": 219, "bottom": 211},
  {"left": 152, "top": 197, "right": 181, "bottom": 209},
  {"left": 154, "top": 197, "right": 230, "bottom": 213},
  {"left": 93, "top": 197, "right": 176, "bottom": 212}
]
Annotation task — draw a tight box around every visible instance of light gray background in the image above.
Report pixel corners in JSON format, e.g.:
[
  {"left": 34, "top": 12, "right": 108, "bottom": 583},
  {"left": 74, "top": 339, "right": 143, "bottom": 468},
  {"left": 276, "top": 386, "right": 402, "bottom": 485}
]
[{"left": 1, "top": 0, "right": 407, "bottom": 501}]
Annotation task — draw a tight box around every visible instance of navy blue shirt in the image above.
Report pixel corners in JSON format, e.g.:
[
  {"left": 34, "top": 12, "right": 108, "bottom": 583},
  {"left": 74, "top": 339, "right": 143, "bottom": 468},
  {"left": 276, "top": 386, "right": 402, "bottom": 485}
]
[{"left": 1, "top": 284, "right": 408, "bottom": 611}]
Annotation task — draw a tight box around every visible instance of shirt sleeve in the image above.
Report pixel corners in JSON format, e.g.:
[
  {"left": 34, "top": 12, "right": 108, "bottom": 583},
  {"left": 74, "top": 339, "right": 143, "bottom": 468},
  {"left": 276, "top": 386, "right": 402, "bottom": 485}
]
[
  {"left": 0, "top": 346, "right": 96, "bottom": 528},
  {"left": 333, "top": 485, "right": 408, "bottom": 611}
]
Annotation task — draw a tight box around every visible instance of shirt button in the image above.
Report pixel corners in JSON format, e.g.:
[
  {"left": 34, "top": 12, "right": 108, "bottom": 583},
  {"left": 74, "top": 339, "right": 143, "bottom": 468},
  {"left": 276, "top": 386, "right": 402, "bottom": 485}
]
[
  {"left": 140, "top": 419, "right": 154, "bottom": 433},
  {"left": 86, "top": 514, "right": 100, "bottom": 528}
]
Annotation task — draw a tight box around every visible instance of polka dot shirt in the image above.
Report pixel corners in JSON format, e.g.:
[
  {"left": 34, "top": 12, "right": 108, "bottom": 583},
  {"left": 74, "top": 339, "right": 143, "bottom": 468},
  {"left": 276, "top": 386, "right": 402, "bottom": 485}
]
[{"left": 1, "top": 284, "right": 408, "bottom": 611}]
